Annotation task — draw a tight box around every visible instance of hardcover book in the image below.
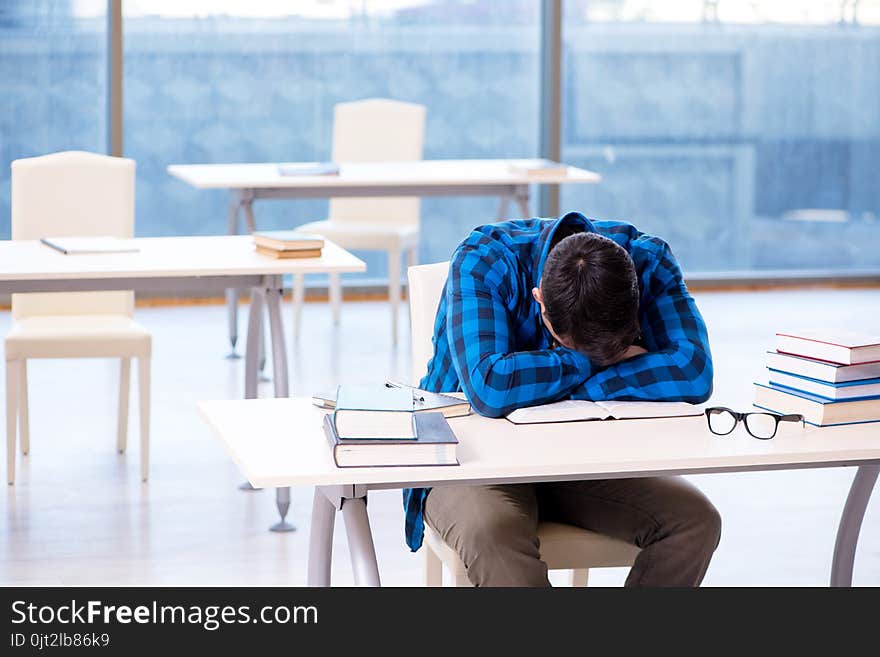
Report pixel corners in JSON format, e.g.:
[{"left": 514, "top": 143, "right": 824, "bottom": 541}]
[
  {"left": 333, "top": 384, "right": 416, "bottom": 440},
  {"left": 324, "top": 412, "right": 459, "bottom": 468},
  {"left": 753, "top": 382, "right": 880, "bottom": 427}
]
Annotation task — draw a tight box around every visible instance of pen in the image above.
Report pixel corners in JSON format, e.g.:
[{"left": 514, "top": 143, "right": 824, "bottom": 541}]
[{"left": 384, "top": 380, "right": 425, "bottom": 402}]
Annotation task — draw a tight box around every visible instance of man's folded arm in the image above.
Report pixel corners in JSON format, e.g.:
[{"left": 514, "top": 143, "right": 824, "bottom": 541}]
[{"left": 446, "top": 248, "right": 594, "bottom": 418}]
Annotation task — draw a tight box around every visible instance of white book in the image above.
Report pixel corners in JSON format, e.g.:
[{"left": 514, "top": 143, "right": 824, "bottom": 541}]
[
  {"left": 776, "top": 330, "right": 880, "bottom": 365},
  {"left": 506, "top": 399, "right": 702, "bottom": 425},
  {"left": 40, "top": 236, "right": 139, "bottom": 255},
  {"left": 766, "top": 351, "right": 880, "bottom": 384}
]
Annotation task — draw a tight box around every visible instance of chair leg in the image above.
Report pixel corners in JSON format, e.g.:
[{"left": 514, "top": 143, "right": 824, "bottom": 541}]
[
  {"left": 6, "top": 359, "right": 20, "bottom": 485},
  {"left": 137, "top": 356, "right": 151, "bottom": 482},
  {"left": 424, "top": 546, "right": 443, "bottom": 587},
  {"left": 19, "top": 360, "right": 29, "bottom": 456},
  {"left": 570, "top": 568, "right": 590, "bottom": 587},
  {"left": 292, "top": 273, "right": 305, "bottom": 341},
  {"left": 329, "top": 272, "right": 341, "bottom": 325},
  {"left": 388, "top": 247, "right": 402, "bottom": 346},
  {"left": 117, "top": 357, "right": 131, "bottom": 454}
]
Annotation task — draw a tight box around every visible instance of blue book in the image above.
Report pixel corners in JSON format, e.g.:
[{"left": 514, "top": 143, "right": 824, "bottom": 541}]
[
  {"left": 333, "top": 385, "right": 415, "bottom": 440},
  {"left": 767, "top": 369, "right": 880, "bottom": 401},
  {"left": 753, "top": 382, "right": 880, "bottom": 427}
]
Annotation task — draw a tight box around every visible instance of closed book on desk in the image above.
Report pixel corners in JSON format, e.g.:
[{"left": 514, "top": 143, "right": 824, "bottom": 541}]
[
  {"left": 767, "top": 370, "right": 880, "bottom": 401},
  {"left": 765, "top": 351, "right": 880, "bottom": 384},
  {"left": 754, "top": 382, "right": 880, "bottom": 427},
  {"left": 508, "top": 159, "right": 569, "bottom": 177},
  {"left": 255, "top": 246, "right": 322, "bottom": 259},
  {"left": 312, "top": 386, "right": 471, "bottom": 419},
  {"left": 252, "top": 231, "right": 325, "bottom": 252},
  {"left": 324, "top": 412, "right": 459, "bottom": 468},
  {"left": 776, "top": 331, "right": 880, "bottom": 365},
  {"left": 333, "top": 384, "right": 416, "bottom": 440}
]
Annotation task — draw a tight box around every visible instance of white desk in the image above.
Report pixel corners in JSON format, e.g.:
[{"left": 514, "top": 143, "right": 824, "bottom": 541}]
[
  {"left": 199, "top": 397, "right": 880, "bottom": 587},
  {"left": 167, "top": 159, "right": 602, "bottom": 351},
  {"left": 0, "top": 236, "right": 365, "bottom": 530}
]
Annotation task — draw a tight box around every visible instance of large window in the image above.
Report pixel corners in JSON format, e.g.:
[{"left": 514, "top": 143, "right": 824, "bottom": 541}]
[
  {"left": 124, "top": 1, "right": 540, "bottom": 281},
  {"left": 561, "top": 0, "right": 880, "bottom": 272},
  {"left": 0, "top": 0, "right": 107, "bottom": 239}
]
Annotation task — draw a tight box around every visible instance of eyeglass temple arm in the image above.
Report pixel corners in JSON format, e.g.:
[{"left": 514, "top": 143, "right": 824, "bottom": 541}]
[{"left": 779, "top": 413, "right": 805, "bottom": 425}]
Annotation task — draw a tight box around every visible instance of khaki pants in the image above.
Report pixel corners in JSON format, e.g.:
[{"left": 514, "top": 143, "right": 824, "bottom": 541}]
[{"left": 424, "top": 476, "right": 721, "bottom": 587}]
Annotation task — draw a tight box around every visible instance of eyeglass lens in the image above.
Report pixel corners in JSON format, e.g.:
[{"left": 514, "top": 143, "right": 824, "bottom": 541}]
[
  {"left": 744, "top": 413, "right": 778, "bottom": 439},
  {"left": 707, "top": 408, "right": 737, "bottom": 435}
]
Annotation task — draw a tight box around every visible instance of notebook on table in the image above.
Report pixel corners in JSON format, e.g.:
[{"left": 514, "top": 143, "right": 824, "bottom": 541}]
[
  {"left": 312, "top": 384, "right": 471, "bottom": 419},
  {"left": 506, "top": 399, "right": 703, "bottom": 425},
  {"left": 332, "top": 384, "right": 416, "bottom": 440}
]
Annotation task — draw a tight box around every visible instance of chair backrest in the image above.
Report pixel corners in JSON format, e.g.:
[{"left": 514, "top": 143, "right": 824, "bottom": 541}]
[
  {"left": 407, "top": 261, "right": 450, "bottom": 385},
  {"left": 329, "top": 98, "right": 426, "bottom": 227},
  {"left": 11, "top": 151, "right": 136, "bottom": 318}
]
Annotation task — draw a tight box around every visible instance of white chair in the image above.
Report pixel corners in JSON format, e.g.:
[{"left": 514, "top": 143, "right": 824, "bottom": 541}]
[
  {"left": 407, "top": 261, "right": 641, "bottom": 587},
  {"left": 5, "top": 151, "right": 151, "bottom": 485},
  {"left": 293, "top": 98, "right": 426, "bottom": 345}
]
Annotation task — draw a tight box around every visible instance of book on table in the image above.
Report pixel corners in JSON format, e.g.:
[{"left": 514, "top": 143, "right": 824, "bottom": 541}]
[
  {"left": 252, "top": 231, "right": 325, "bottom": 252},
  {"left": 312, "top": 384, "right": 471, "bottom": 419},
  {"left": 254, "top": 245, "right": 323, "bottom": 260},
  {"left": 765, "top": 350, "right": 880, "bottom": 384},
  {"left": 507, "top": 158, "right": 569, "bottom": 177},
  {"left": 277, "top": 162, "right": 340, "bottom": 177},
  {"left": 40, "top": 236, "right": 139, "bottom": 255},
  {"left": 753, "top": 382, "right": 880, "bottom": 427},
  {"left": 332, "top": 384, "right": 416, "bottom": 440},
  {"left": 505, "top": 399, "right": 703, "bottom": 425},
  {"left": 767, "top": 370, "right": 880, "bottom": 401},
  {"left": 775, "top": 331, "right": 880, "bottom": 365},
  {"left": 323, "top": 412, "right": 459, "bottom": 468}
]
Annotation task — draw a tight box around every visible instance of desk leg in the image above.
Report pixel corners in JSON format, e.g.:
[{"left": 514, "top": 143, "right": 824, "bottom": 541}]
[
  {"left": 308, "top": 488, "right": 336, "bottom": 586},
  {"left": 238, "top": 286, "right": 265, "bottom": 491},
  {"left": 342, "top": 496, "right": 381, "bottom": 587},
  {"left": 830, "top": 464, "right": 879, "bottom": 587},
  {"left": 514, "top": 184, "right": 530, "bottom": 218},
  {"left": 266, "top": 278, "right": 296, "bottom": 532},
  {"left": 496, "top": 195, "right": 511, "bottom": 220},
  {"left": 226, "top": 192, "right": 243, "bottom": 359}
]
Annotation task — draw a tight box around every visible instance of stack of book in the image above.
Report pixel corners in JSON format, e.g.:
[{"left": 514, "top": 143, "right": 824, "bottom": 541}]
[
  {"left": 252, "top": 230, "right": 324, "bottom": 259},
  {"left": 322, "top": 384, "right": 460, "bottom": 468},
  {"left": 754, "top": 331, "right": 880, "bottom": 426}
]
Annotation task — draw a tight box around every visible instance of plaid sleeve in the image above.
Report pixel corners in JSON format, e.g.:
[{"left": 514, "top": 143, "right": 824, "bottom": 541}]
[
  {"left": 447, "top": 239, "right": 594, "bottom": 418},
  {"left": 570, "top": 237, "right": 713, "bottom": 403}
]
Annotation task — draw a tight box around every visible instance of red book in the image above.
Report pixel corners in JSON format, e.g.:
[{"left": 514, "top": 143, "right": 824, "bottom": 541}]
[{"left": 775, "top": 331, "right": 880, "bottom": 366}]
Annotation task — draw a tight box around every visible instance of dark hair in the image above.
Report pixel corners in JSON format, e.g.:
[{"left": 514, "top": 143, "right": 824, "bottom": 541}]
[{"left": 541, "top": 232, "right": 640, "bottom": 365}]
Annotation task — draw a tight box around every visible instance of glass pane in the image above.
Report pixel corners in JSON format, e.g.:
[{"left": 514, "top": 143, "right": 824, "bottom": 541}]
[
  {"left": 123, "top": 1, "right": 540, "bottom": 283},
  {"left": 707, "top": 408, "right": 737, "bottom": 434},
  {"left": 0, "top": 1, "right": 108, "bottom": 239},
  {"left": 745, "top": 412, "right": 778, "bottom": 439},
  {"left": 562, "top": 1, "right": 880, "bottom": 273}
]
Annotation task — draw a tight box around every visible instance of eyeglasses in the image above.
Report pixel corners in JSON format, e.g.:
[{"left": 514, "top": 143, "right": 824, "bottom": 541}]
[{"left": 705, "top": 407, "right": 805, "bottom": 440}]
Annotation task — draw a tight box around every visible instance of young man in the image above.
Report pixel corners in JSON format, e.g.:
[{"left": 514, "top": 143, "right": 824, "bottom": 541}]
[{"left": 404, "top": 211, "right": 720, "bottom": 587}]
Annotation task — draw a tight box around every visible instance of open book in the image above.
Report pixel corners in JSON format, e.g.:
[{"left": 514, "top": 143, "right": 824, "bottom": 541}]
[{"left": 506, "top": 399, "right": 703, "bottom": 425}]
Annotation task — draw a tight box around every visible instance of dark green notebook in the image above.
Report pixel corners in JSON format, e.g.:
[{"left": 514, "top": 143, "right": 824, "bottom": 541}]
[{"left": 324, "top": 412, "right": 459, "bottom": 468}]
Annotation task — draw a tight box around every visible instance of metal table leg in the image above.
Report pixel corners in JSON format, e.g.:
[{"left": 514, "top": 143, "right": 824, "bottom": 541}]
[
  {"left": 514, "top": 184, "right": 530, "bottom": 218},
  {"left": 266, "top": 277, "right": 295, "bottom": 532},
  {"left": 342, "top": 496, "right": 381, "bottom": 587},
  {"left": 308, "top": 488, "right": 336, "bottom": 586},
  {"left": 226, "top": 192, "right": 243, "bottom": 359},
  {"left": 238, "top": 285, "right": 265, "bottom": 491},
  {"left": 496, "top": 195, "right": 511, "bottom": 220},
  {"left": 830, "top": 464, "right": 879, "bottom": 587}
]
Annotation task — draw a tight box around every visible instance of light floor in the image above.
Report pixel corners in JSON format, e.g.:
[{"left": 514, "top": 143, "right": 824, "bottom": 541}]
[{"left": 1, "top": 288, "right": 879, "bottom": 586}]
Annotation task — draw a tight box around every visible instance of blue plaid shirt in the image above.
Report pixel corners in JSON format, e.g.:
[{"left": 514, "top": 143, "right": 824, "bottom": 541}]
[{"left": 403, "top": 212, "right": 713, "bottom": 551}]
